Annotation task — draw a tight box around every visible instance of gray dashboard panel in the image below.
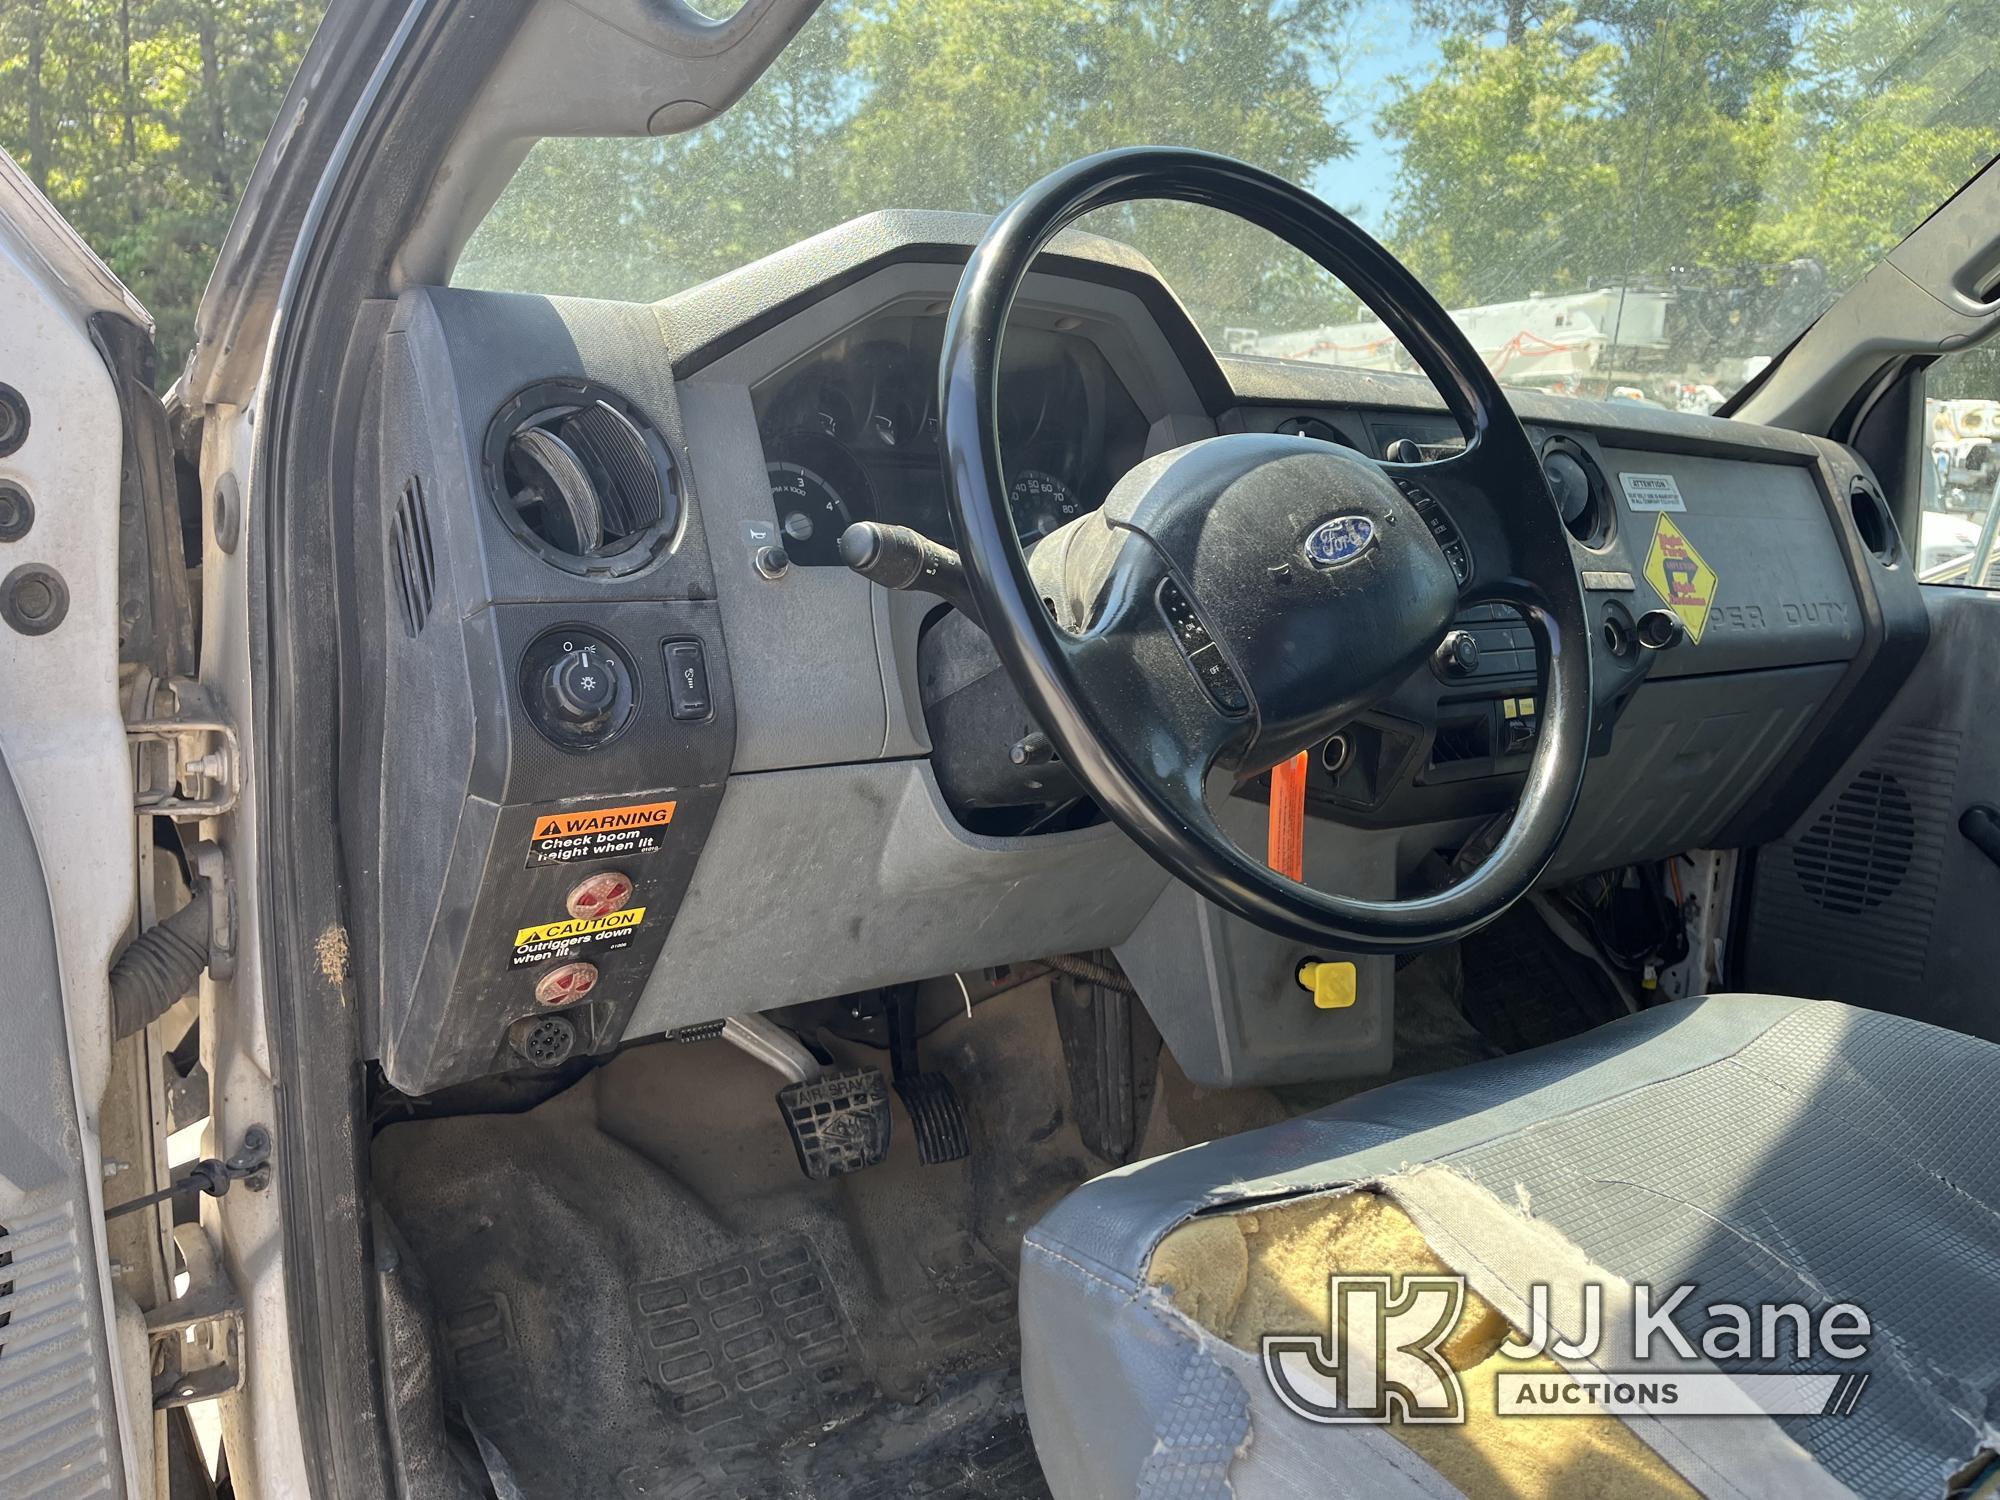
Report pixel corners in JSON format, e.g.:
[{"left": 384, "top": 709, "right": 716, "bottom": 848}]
[
  {"left": 628, "top": 760, "right": 1170, "bottom": 1033},
  {"left": 1113, "top": 799, "right": 1419, "bottom": 1088},
  {"left": 1546, "top": 662, "right": 1844, "bottom": 883},
  {"left": 676, "top": 381, "right": 890, "bottom": 770},
  {"left": 677, "top": 261, "right": 1210, "bottom": 773},
  {"left": 1591, "top": 447, "right": 1861, "bottom": 676},
  {"left": 684, "top": 262, "right": 1207, "bottom": 421}
]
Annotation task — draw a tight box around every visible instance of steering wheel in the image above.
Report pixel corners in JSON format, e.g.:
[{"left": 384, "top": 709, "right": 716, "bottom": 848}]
[{"left": 939, "top": 147, "right": 1592, "bottom": 952}]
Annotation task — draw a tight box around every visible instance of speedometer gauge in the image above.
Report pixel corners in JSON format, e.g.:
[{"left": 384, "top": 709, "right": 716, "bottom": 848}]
[{"left": 1008, "top": 469, "right": 1084, "bottom": 543}]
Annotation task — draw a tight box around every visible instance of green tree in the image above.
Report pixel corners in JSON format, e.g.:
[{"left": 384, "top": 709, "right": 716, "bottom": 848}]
[
  {"left": 457, "top": 0, "right": 1368, "bottom": 342},
  {"left": 0, "top": 0, "right": 323, "bottom": 381},
  {"left": 1382, "top": 0, "right": 2000, "bottom": 379}
]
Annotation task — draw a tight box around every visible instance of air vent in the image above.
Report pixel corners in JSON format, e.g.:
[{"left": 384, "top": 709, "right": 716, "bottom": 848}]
[
  {"left": 483, "top": 380, "right": 681, "bottom": 577},
  {"left": 1792, "top": 767, "right": 1917, "bottom": 914},
  {"left": 1542, "top": 436, "right": 1612, "bottom": 547},
  {"left": 1847, "top": 476, "right": 1900, "bottom": 565},
  {"left": 1430, "top": 715, "right": 1493, "bottom": 766},
  {"left": 389, "top": 477, "right": 437, "bottom": 637}
]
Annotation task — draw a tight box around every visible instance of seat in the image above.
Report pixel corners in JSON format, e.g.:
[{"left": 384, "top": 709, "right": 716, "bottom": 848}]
[{"left": 1019, "top": 996, "right": 2000, "bottom": 1499}]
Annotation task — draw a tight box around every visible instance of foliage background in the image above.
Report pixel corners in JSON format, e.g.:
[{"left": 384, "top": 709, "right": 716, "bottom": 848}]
[
  {"left": 3, "top": 0, "right": 1997, "bottom": 393},
  {"left": 0, "top": 0, "right": 322, "bottom": 379}
]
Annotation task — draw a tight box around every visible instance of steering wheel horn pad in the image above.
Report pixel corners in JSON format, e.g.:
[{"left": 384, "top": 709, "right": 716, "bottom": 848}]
[
  {"left": 940, "top": 146, "right": 1592, "bottom": 952},
  {"left": 1039, "top": 434, "right": 1460, "bottom": 775}
]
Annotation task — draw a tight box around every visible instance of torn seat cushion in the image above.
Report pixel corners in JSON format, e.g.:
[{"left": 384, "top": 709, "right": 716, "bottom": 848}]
[{"left": 1018, "top": 996, "right": 2000, "bottom": 1499}]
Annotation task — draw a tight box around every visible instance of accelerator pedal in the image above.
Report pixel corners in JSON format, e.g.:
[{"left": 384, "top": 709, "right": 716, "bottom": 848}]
[{"left": 886, "top": 985, "right": 970, "bottom": 1165}]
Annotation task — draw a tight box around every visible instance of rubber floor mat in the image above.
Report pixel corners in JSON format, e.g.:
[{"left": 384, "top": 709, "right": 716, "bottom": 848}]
[
  {"left": 1459, "top": 901, "right": 1630, "bottom": 1054},
  {"left": 626, "top": 1236, "right": 871, "bottom": 1490},
  {"left": 381, "top": 983, "right": 1291, "bottom": 1499}
]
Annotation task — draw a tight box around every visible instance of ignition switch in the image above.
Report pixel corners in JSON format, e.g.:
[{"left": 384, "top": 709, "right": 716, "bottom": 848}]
[{"left": 1431, "top": 628, "right": 1480, "bottom": 680}]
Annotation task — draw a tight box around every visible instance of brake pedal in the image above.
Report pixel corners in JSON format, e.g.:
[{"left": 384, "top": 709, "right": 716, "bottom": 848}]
[
  {"left": 886, "top": 986, "right": 969, "bottom": 1165},
  {"left": 675, "top": 1014, "right": 892, "bottom": 1180},
  {"left": 780, "top": 1068, "right": 892, "bottom": 1180}
]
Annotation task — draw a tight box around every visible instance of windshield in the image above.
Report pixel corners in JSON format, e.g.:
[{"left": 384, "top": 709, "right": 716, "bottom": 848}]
[{"left": 458, "top": 0, "right": 1999, "bottom": 407}]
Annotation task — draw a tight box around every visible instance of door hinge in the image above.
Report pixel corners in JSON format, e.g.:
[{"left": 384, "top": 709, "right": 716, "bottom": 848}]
[
  {"left": 145, "top": 1222, "right": 245, "bottom": 1409},
  {"left": 128, "top": 673, "right": 239, "bottom": 817}
]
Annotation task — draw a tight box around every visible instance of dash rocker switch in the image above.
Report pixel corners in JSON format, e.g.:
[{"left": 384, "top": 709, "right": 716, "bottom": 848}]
[{"left": 663, "top": 639, "right": 711, "bottom": 721}]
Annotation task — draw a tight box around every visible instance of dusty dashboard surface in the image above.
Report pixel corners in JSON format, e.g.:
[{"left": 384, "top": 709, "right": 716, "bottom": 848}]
[{"left": 342, "top": 214, "right": 1923, "bottom": 1093}]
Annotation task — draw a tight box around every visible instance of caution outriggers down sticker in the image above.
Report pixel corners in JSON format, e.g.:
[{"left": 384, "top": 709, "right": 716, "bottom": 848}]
[
  {"left": 510, "top": 907, "right": 647, "bottom": 969},
  {"left": 1642, "top": 514, "right": 1719, "bottom": 643},
  {"left": 526, "top": 799, "right": 677, "bottom": 867}
]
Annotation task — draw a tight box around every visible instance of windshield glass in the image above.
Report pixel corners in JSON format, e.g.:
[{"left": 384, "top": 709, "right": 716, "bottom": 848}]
[{"left": 457, "top": 0, "right": 1999, "bottom": 407}]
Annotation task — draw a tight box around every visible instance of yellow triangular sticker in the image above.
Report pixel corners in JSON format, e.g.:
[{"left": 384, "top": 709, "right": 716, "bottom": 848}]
[{"left": 1642, "top": 514, "right": 1718, "bottom": 643}]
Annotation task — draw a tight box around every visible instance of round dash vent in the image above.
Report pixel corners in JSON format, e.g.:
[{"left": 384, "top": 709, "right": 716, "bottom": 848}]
[
  {"left": 1541, "top": 435, "right": 1613, "bottom": 548},
  {"left": 1848, "top": 476, "right": 1900, "bottom": 565},
  {"left": 484, "top": 380, "right": 681, "bottom": 577},
  {"left": 1792, "top": 768, "right": 1916, "bottom": 914}
]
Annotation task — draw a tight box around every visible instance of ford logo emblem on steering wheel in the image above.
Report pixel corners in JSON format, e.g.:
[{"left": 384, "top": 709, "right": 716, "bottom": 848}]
[{"left": 1302, "top": 514, "right": 1376, "bottom": 569}]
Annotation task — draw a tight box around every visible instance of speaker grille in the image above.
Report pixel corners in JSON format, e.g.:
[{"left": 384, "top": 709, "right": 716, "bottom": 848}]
[
  {"left": 1792, "top": 768, "right": 1917, "bottom": 914},
  {"left": 389, "top": 476, "right": 437, "bottom": 638},
  {"left": 1752, "top": 726, "right": 1959, "bottom": 984}
]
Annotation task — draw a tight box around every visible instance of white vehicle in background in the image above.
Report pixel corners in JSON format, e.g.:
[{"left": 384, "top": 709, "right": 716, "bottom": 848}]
[
  {"left": 1929, "top": 397, "right": 2000, "bottom": 511},
  {"left": 1242, "top": 286, "right": 1673, "bottom": 387}
]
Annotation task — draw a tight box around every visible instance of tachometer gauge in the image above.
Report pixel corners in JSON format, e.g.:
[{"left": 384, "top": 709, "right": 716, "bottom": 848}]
[
  {"left": 768, "top": 460, "right": 849, "bottom": 541},
  {"left": 1008, "top": 468, "right": 1084, "bottom": 543},
  {"left": 765, "top": 429, "right": 872, "bottom": 565}
]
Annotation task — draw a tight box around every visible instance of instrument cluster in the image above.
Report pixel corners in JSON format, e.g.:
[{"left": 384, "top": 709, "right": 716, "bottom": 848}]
[{"left": 753, "top": 311, "right": 1150, "bottom": 563}]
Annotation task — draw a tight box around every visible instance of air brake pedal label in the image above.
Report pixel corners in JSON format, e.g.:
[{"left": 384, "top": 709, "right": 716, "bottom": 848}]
[
  {"left": 510, "top": 908, "right": 648, "bottom": 968},
  {"left": 1619, "top": 472, "right": 1686, "bottom": 512},
  {"left": 1643, "top": 515, "right": 1719, "bottom": 644},
  {"left": 526, "top": 800, "right": 677, "bottom": 867}
]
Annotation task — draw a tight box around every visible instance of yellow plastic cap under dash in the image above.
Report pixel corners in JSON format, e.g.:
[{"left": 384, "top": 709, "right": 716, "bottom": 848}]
[{"left": 1296, "top": 958, "right": 1358, "bottom": 1009}]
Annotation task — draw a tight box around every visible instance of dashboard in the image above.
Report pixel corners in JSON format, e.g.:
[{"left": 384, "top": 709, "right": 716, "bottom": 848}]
[{"left": 343, "top": 211, "right": 1926, "bottom": 1096}]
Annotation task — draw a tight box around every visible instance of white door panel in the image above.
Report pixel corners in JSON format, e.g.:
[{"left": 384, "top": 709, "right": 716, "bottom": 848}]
[{"left": 0, "top": 148, "right": 149, "bottom": 1498}]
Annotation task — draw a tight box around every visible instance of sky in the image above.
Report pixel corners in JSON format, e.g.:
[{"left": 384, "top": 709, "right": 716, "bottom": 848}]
[{"left": 1306, "top": 10, "right": 1448, "bottom": 233}]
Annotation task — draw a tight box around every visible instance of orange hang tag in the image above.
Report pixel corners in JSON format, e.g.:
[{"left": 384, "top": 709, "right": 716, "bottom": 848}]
[{"left": 1268, "top": 750, "right": 1309, "bottom": 881}]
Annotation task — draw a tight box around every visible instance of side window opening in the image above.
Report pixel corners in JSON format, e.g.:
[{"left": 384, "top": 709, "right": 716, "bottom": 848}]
[{"left": 1921, "top": 343, "right": 2000, "bottom": 587}]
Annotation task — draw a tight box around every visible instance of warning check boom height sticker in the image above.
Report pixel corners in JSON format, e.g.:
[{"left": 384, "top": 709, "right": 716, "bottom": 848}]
[
  {"left": 1642, "top": 515, "right": 1719, "bottom": 643},
  {"left": 526, "top": 799, "right": 677, "bottom": 867}
]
